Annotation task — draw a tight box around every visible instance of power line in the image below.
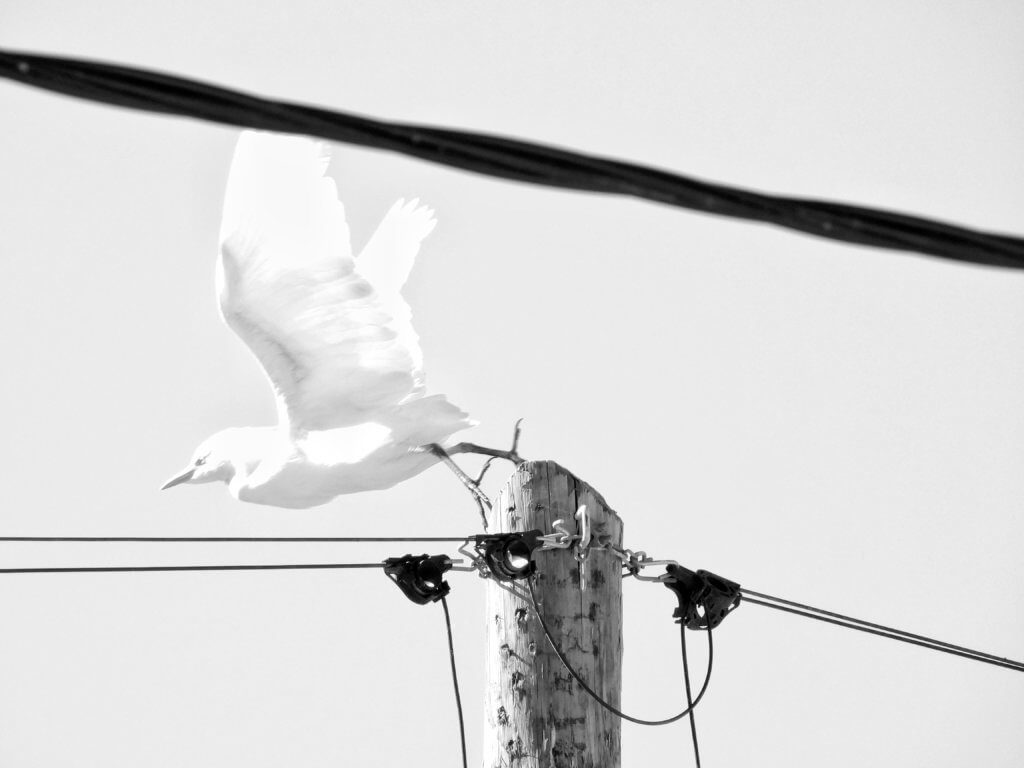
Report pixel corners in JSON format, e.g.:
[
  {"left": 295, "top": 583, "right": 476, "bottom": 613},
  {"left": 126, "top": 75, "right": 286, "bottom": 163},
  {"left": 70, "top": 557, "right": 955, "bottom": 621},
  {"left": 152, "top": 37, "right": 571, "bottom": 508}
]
[
  {"left": 0, "top": 536, "right": 469, "bottom": 543},
  {"left": 0, "top": 49, "right": 1021, "bottom": 270},
  {"left": 12, "top": 537, "right": 1020, "bottom": 675},
  {"left": 0, "top": 563, "right": 390, "bottom": 574},
  {"left": 624, "top": 554, "right": 1024, "bottom": 676},
  {"left": 741, "top": 589, "right": 1024, "bottom": 673},
  {"left": 0, "top": 553, "right": 472, "bottom": 767}
]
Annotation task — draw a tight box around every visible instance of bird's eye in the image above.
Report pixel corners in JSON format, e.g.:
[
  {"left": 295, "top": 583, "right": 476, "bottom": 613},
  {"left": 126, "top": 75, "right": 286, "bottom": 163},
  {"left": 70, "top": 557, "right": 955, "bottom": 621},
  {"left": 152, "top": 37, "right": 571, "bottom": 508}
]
[{"left": 195, "top": 455, "right": 208, "bottom": 467}]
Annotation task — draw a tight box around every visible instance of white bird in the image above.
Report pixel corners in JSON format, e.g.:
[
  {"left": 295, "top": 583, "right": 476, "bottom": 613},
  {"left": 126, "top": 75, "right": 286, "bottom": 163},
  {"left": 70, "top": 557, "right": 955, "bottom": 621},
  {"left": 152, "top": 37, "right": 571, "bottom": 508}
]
[{"left": 162, "top": 131, "right": 519, "bottom": 512}]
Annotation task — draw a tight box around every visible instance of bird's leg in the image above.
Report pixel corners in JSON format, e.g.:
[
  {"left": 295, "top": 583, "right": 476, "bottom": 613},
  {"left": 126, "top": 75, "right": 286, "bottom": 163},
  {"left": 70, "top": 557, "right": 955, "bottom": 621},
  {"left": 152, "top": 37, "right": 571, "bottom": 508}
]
[
  {"left": 426, "top": 443, "right": 492, "bottom": 531},
  {"left": 474, "top": 457, "right": 497, "bottom": 487},
  {"left": 448, "top": 418, "right": 525, "bottom": 467}
]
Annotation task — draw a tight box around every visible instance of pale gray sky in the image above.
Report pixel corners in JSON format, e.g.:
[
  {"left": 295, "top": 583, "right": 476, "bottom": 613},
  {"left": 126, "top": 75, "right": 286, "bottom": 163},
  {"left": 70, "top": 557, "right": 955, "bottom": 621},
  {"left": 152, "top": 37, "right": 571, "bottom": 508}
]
[{"left": 1, "top": 2, "right": 1022, "bottom": 766}]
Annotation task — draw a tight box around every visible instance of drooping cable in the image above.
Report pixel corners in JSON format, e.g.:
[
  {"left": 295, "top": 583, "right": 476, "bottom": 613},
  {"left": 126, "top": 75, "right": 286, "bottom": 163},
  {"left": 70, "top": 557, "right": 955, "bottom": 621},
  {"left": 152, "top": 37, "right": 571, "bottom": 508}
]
[
  {"left": 526, "top": 577, "right": 713, "bottom": 726},
  {"left": 0, "top": 49, "right": 1022, "bottom": 269},
  {"left": 680, "top": 622, "right": 701, "bottom": 767},
  {"left": 440, "top": 596, "right": 468, "bottom": 768},
  {"left": 382, "top": 557, "right": 466, "bottom": 767},
  {"left": 742, "top": 589, "right": 1024, "bottom": 673}
]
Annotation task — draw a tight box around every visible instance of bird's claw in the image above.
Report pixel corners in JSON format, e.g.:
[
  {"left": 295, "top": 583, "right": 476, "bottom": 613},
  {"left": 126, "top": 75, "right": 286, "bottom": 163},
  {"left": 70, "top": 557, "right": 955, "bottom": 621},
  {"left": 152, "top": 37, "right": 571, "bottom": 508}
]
[{"left": 507, "top": 417, "right": 525, "bottom": 466}]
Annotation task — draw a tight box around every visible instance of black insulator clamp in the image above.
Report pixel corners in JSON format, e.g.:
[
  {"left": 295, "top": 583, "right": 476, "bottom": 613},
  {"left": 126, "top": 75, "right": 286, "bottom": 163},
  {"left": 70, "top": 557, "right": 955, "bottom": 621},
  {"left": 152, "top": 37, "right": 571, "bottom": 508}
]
[
  {"left": 664, "top": 564, "right": 742, "bottom": 630},
  {"left": 473, "top": 530, "right": 544, "bottom": 582},
  {"left": 384, "top": 554, "right": 453, "bottom": 605}
]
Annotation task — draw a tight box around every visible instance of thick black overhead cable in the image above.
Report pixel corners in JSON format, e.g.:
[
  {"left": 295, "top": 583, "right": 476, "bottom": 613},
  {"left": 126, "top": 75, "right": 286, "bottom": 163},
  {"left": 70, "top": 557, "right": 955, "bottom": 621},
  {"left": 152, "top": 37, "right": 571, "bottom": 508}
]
[
  {"left": 742, "top": 588, "right": 1024, "bottom": 673},
  {"left": 1, "top": 50, "right": 1022, "bottom": 270}
]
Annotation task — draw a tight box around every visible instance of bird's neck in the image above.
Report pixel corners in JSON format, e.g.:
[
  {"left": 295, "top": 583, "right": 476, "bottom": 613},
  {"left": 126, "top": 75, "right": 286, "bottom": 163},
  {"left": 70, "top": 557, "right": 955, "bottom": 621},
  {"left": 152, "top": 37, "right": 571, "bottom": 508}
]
[{"left": 221, "top": 426, "right": 295, "bottom": 497}]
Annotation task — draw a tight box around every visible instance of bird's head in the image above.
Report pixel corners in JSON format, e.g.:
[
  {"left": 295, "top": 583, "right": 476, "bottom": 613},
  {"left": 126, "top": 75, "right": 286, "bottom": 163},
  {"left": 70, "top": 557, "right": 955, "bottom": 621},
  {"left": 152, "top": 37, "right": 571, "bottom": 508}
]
[{"left": 161, "top": 431, "right": 240, "bottom": 490}]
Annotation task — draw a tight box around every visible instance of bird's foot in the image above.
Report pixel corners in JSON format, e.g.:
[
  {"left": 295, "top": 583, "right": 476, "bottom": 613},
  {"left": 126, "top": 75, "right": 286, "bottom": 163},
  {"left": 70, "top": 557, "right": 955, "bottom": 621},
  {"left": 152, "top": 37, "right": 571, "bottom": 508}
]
[{"left": 425, "top": 443, "right": 492, "bottom": 531}]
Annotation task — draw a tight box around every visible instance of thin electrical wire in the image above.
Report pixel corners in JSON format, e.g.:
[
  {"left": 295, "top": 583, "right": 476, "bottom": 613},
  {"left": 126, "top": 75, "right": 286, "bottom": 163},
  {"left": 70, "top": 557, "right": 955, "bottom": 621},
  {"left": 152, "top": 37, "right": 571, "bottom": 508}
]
[
  {"left": 441, "top": 596, "right": 468, "bottom": 768},
  {"left": 742, "top": 587, "right": 1023, "bottom": 665},
  {"left": 742, "top": 595, "right": 1024, "bottom": 673},
  {"left": 526, "top": 577, "right": 713, "bottom": 726},
  {"left": 0, "top": 563, "right": 389, "bottom": 574},
  {"left": 0, "top": 536, "right": 469, "bottom": 543},
  {"left": 0, "top": 49, "right": 1022, "bottom": 269},
  {"left": 680, "top": 623, "right": 701, "bottom": 767}
]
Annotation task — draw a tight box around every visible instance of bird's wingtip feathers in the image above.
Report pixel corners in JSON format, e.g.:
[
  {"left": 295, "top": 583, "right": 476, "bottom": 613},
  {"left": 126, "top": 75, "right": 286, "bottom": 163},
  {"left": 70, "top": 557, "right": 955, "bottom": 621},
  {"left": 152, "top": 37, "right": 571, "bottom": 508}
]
[
  {"left": 220, "top": 129, "right": 352, "bottom": 268},
  {"left": 354, "top": 195, "right": 437, "bottom": 299},
  {"left": 387, "top": 197, "right": 437, "bottom": 237}
]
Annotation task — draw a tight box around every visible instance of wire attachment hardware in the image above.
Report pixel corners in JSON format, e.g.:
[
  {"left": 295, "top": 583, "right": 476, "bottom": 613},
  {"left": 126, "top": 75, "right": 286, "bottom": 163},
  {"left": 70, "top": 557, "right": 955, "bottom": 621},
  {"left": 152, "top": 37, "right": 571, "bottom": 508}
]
[
  {"left": 537, "top": 519, "right": 575, "bottom": 550},
  {"left": 623, "top": 550, "right": 680, "bottom": 581},
  {"left": 664, "top": 564, "right": 742, "bottom": 630},
  {"left": 537, "top": 506, "right": 610, "bottom": 558},
  {"left": 472, "top": 530, "right": 543, "bottom": 581},
  {"left": 384, "top": 554, "right": 454, "bottom": 605}
]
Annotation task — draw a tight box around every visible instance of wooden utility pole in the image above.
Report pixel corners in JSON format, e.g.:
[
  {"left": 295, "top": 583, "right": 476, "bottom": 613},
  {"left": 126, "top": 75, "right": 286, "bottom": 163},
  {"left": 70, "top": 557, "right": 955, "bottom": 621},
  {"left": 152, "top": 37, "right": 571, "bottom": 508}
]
[{"left": 484, "top": 461, "right": 624, "bottom": 768}]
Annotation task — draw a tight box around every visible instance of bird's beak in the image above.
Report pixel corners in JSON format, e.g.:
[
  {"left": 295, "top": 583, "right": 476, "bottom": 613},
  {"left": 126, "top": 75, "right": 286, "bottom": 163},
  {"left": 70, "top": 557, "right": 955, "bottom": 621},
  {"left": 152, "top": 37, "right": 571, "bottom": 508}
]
[{"left": 161, "top": 467, "right": 196, "bottom": 490}]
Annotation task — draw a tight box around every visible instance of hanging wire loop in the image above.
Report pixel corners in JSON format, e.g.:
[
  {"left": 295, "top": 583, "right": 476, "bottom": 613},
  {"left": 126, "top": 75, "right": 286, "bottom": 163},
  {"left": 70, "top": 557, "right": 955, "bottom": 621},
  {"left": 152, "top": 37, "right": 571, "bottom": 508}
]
[
  {"left": 526, "top": 577, "right": 714, "bottom": 726},
  {"left": 1, "top": 49, "right": 1022, "bottom": 269}
]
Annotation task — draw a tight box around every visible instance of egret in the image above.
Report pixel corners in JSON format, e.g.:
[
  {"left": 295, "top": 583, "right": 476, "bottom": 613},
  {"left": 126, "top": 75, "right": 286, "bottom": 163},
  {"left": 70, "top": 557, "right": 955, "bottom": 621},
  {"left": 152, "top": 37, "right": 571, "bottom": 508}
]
[{"left": 162, "top": 131, "right": 519, "bottom": 521}]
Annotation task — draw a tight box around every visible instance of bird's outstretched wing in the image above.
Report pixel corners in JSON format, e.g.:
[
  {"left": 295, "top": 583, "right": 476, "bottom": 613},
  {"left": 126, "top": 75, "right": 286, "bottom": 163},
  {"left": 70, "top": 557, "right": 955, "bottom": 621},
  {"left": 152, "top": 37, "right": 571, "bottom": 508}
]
[
  {"left": 218, "top": 131, "right": 435, "bottom": 434},
  {"left": 355, "top": 197, "right": 438, "bottom": 373}
]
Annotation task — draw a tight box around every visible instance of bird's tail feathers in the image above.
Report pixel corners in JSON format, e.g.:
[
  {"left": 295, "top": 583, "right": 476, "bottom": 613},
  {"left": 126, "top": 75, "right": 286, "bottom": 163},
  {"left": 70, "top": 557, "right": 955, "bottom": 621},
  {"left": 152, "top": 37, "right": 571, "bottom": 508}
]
[{"left": 389, "top": 394, "right": 475, "bottom": 445}]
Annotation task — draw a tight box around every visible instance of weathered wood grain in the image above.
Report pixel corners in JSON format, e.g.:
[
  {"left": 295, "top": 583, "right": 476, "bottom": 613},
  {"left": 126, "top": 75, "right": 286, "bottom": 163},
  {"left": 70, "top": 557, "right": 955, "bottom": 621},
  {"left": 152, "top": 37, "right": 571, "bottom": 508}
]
[{"left": 483, "top": 461, "right": 623, "bottom": 768}]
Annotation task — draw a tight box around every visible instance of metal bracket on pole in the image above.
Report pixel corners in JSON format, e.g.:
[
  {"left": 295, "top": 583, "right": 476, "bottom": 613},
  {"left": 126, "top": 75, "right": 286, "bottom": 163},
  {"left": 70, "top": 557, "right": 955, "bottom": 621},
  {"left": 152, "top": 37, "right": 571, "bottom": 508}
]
[
  {"left": 538, "top": 505, "right": 598, "bottom": 557},
  {"left": 536, "top": 505, "right": 618, "bottom": 592}
]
